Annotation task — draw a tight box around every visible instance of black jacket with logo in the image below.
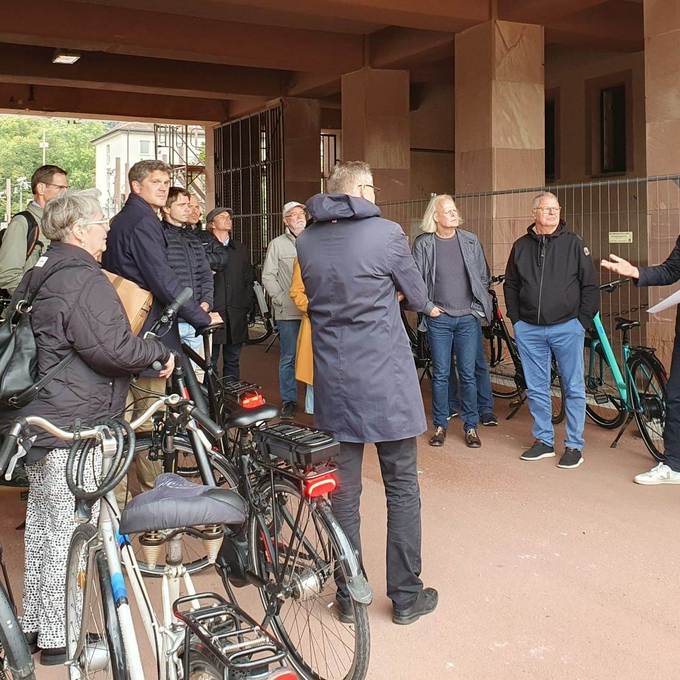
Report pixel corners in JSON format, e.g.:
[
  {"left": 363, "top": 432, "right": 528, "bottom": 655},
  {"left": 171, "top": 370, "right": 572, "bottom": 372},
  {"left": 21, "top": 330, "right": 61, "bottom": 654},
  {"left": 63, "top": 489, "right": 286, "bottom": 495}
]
[{"left": 503, "top": 221, "right": 599, "bottom": 328}]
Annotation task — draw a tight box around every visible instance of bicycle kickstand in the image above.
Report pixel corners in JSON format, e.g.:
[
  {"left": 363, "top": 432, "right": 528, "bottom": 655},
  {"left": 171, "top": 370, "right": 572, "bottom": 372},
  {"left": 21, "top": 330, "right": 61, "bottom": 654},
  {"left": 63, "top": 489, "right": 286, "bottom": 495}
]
[
  {"left": 506, "top": 392, "right": 526, "bottom": 420},
  {"left": 264, "top": 329, "right": 280, "bottom": 353},
  {"left": 609, "top": 412, "right": 635, "bottom": 449}
]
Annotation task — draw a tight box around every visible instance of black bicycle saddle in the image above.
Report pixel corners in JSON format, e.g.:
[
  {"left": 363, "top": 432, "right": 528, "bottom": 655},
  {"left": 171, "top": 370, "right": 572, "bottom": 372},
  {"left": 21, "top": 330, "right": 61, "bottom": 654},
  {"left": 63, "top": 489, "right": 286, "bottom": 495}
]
[
  {"left": 119, "top": 473, "right": 246, "bottom": 534},
  {"left": 225, "top": 404, "right": 280, "bottom": 429}
]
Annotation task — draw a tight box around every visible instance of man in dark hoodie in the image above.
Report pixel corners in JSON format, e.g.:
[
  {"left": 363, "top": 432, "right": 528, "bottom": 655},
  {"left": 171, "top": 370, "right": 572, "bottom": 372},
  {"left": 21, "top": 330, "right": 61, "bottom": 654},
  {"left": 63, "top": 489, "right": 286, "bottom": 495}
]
[
  {"left": 297, "top": 160, "right": 441, "bottom": 626},
  {"left": 504, "top": 192, "right": 598, "bottom": 469}
]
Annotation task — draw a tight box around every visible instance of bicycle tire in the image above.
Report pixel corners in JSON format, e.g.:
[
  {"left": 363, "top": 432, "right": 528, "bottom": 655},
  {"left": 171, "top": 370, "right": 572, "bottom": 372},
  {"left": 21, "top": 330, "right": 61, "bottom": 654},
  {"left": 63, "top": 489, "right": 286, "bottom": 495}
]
[
  {"left": 488, "top": 334, "right": 520, "bottom": 399},
  {"left": 0, "top": 582, "right": 35, "bottom": 680},
  {"left": 549, "top": 361, "right": 565, "bottom": 425},
  {"left": 131, "top": 439, "right": 239, "bottom": 577},
  {"left": 65, "top": 523, "right": 128, "bottom": 680},
  {"left": 584, "top": 342, "right": 627, "bottom": 429},
  {"left": 249, "top": 479, "right": 370, "bottom": 680},
  {"left": 629, "top": 352, "right": 667, "bottom": 462}
]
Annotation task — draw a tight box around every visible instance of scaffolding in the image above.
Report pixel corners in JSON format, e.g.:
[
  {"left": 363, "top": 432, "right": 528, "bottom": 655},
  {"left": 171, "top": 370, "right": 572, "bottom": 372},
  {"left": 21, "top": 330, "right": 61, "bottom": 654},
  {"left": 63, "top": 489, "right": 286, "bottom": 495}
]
[{"left": 154, "top": 124, "right": 206, "bottom": 203}]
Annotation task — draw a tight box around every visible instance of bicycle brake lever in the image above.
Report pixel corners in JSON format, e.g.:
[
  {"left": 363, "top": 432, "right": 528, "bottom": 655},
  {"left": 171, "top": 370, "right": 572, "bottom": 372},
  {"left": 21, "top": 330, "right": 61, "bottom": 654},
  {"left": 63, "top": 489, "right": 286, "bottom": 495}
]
[{"left": 4, "top": 437, "right": 30, "bottom": 481}]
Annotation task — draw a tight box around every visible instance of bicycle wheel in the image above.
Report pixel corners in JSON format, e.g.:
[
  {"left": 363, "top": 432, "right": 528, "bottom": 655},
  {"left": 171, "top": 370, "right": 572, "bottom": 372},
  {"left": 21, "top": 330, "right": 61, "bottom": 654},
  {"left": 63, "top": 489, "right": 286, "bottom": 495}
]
[
  {"left": 549, "top": 360, "right": 565, "bottom": 425},
  {"left": 131, "top": 439, "right": 239, "bottom": 577},
  {"left": 583, "top": 342, "right": 626, "bottom": 429},
  {"left": 188, "top": 645, "right": 222, "bottom": 679},
  {"left": 66, "top": 524, "right": 127, "bottom": 680},
  {"left": 488, "top": 334, "right": 520, "bottom": 398},
  {"left": 247, "top": 312, "right": 274, "bottom": 344},
  {"left": 0, "top": 583, "right": 35, "bottom": 680},
  {"left": 249, "top": 479, "right": 370, "bottom": 680},
  {"left": 629, "top": 352, "right": 667, "bottom": 462}
]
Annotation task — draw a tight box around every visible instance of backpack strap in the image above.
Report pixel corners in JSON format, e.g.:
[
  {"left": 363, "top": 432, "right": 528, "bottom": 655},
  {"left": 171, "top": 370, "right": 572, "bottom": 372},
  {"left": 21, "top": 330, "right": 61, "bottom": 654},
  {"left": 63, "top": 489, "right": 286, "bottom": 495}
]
[{"left": 12, "top": 211, "right": 41, "bottom": 258}]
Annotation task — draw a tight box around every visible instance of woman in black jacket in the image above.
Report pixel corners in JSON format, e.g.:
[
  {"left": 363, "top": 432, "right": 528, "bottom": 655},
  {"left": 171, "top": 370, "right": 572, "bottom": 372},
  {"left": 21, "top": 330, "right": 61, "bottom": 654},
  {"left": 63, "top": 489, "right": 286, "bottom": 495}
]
[{"left": 8, "top": 190, "right": 173, "bottom": 666}]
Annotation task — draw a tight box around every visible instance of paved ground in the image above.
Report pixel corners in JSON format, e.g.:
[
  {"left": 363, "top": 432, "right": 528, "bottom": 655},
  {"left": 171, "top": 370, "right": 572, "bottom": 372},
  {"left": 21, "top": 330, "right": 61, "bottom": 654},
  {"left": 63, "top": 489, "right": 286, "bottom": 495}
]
[{"left": 2, "top": 341, "right": 678, "bottom": 679}]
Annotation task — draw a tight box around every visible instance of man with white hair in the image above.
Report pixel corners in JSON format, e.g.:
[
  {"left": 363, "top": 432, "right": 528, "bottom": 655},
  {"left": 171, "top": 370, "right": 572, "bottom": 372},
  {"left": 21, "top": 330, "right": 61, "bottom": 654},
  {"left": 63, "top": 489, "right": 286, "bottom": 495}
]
[
  {"left": 261, "top": 201, "right": 307, "bottom": 418},
  {"left": 504, "top": 192, "right": 598, "bottom": 469}
]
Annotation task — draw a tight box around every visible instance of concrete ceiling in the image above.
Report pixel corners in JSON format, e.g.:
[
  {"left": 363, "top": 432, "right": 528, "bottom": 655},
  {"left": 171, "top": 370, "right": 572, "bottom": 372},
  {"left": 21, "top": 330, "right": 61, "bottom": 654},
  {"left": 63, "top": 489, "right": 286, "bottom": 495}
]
[{"left": 0, "top": 0, "right": 643, "bottom": 123}]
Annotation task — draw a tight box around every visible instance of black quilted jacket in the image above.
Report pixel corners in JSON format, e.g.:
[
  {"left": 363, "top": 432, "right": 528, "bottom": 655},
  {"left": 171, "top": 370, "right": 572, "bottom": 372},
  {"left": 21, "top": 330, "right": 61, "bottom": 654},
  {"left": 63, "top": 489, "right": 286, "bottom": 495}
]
[{"left": 3, "top": 241, "right": 169, "bottom": 456}]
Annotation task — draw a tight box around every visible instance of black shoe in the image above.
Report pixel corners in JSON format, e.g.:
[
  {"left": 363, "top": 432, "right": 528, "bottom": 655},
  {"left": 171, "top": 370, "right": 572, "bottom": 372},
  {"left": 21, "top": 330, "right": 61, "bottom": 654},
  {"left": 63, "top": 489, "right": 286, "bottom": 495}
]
[
  {"left": 464, "top": 428, "right": 481, "bottom": 448},
  {"left": 557, "top": 447, "right": 583, "bottom": 469},
  {"left": 480, "top": 413, "right": 498, "bottom": 427},
  {"left": 428, "top": 427, "right": 446, "bottom": 447},
  {"left": 520, "top": 440, "right": 555, "bottom": 461},
  {"left": 392, "top": 587, "right": 438, "bottom": 625},
  {"left": 280, "top": 401, "right": 296, "bottom": 419},
  {"left": 24, "top": 631, "right": 38, "bottom": 654},
  {"left": 40, "top": 646, "right": 66, "bottom": 666},
  {"left": 335, "top": 596, "right": 354, "bottom": 624}
]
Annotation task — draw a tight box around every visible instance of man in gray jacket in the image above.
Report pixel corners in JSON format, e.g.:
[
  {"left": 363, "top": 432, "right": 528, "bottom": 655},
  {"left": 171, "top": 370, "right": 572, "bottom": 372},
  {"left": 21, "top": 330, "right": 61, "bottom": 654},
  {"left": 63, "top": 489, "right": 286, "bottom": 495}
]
[
  {"left": 262, "top": 201, "right": 306, "bottom": 417},
  {"left": 0, "top": 164, "right": 68, "bottom": 294},
  {"left": 297, "top": 161, "right": 440, "bottom": 626}
]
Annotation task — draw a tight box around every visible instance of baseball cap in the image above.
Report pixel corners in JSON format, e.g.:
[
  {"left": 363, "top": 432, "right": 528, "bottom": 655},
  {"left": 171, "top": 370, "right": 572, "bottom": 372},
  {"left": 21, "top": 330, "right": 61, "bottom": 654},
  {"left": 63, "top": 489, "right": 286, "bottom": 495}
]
[
  {"left": 282, "top": 201, "right": 305, "bottom": 217},
  {"left": 205, "top": 207, "right": 233, "bottom": 224}
]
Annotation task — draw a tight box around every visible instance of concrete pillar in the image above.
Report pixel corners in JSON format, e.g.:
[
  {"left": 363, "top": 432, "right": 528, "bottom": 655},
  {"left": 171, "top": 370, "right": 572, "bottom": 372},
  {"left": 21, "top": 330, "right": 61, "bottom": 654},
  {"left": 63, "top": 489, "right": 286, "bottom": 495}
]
[
  {"left": 281, "top": 97, "right": 321, "bottom": 205},
  {"left": 454, "top": 20, "right": 544, "bottom": 271},
  {"left": 204, "top": 124, "right": 216, "bottom": 212},
  {"left": 643, "top": 1, "right": 680, "bottom": 365},
  {"left": 341, "top": 67, "right": 410, "bottom": 204}
]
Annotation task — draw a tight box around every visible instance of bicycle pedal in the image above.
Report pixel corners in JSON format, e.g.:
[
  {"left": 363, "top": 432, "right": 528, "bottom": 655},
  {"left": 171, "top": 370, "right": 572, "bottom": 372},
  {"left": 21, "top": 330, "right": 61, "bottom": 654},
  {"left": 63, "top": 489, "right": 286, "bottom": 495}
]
[{"left": 593, "top": 393, "right": 610, "bottom": 405}]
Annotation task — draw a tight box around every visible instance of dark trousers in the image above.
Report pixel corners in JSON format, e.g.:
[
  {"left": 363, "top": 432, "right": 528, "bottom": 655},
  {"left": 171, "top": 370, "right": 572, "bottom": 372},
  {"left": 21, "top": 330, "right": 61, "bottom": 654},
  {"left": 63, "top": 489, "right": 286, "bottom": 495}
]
[
  {"left": 664, "top": 334, "right": 680, "bottom": 471},
  {"left": 211, "top": 343, "right": 242, "bottom": 381},
  {"left": 332, "top": 437, "right": 423, "bottom": 609}
]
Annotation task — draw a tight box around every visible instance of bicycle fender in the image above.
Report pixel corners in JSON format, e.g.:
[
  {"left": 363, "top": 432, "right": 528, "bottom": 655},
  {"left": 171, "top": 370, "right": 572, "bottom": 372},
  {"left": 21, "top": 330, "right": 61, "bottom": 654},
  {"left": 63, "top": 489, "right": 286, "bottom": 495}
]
[{"left": 316, "top": 500, "right": 373, "bottom": 606}]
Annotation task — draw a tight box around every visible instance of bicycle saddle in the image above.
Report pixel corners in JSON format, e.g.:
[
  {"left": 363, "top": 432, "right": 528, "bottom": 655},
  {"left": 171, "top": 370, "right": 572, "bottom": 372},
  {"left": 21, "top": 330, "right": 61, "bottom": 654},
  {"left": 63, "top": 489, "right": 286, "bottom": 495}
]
[
  {"left": 615, "top": 317, "right": 640, "bottom": 331},
  {"left": 119, "top": 473, "right": 246, "bottom": 534},
  {"left": 225, "top": 404, "right": 279, "bottom": 429}
]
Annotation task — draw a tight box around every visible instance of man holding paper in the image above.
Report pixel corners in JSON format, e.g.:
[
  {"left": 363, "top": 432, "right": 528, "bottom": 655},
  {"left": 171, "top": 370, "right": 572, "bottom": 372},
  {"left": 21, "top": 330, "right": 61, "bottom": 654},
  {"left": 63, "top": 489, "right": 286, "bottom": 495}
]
[{"left": 602, "top": 241, "right": 680, "bottom": 485}]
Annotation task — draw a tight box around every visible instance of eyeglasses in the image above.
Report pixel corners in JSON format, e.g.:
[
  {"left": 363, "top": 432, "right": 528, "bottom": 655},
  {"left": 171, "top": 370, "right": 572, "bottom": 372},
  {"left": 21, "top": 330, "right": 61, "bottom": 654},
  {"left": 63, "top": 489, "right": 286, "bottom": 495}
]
[
  {"left": 535, "top": 206, "right": 561, "bottom": 214},
  {"left": 440, "top": 209, "right": 459, "bottom": 217},
  {"left": 359, "top": 184, "right": 381, "bottom": 193},
  {"left": 89, "top": 219, "right": 109, "bottom": 226},
  {"left": 45, "top": 182, "right": 69, "bottom": 191}
]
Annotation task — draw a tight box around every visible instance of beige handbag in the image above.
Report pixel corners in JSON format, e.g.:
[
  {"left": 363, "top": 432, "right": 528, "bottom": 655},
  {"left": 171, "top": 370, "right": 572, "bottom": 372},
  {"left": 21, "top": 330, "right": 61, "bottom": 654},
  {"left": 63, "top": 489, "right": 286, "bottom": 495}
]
[{"left": 103, "top": 270, "right": 153, "bottom": 335}]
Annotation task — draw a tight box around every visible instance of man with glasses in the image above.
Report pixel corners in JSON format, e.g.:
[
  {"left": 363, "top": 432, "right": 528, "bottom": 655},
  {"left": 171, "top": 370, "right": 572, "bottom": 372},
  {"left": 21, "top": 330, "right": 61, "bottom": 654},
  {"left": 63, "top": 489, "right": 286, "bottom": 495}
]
[
  {"left": 0, "top": 164, "right": 68, "bottom": 294},
  {"left": 504, "top": 192, "right": 598, "bottom": 469}
]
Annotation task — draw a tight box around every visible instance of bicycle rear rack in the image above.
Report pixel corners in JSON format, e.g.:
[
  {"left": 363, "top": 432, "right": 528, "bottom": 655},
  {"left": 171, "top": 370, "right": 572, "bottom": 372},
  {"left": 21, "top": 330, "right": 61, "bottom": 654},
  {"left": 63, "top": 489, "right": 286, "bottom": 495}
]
[{"left": 174, "top": 592, "right": 288, "bottom": 676}]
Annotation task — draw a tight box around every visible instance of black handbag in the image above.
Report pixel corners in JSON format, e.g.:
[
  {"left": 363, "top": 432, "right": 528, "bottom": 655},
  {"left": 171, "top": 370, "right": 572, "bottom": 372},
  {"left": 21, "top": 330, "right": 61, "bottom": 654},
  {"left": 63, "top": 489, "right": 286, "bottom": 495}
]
[{"left": 0, "top": 262, "right": 78, "bottom": 408}]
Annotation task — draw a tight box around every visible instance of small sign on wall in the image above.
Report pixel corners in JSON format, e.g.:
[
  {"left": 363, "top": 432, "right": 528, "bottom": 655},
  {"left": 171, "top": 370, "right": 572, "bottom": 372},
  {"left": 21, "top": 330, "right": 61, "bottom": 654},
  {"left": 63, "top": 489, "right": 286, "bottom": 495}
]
[{"left": 608, "top": 231, "right": 633, "bottom": 244}]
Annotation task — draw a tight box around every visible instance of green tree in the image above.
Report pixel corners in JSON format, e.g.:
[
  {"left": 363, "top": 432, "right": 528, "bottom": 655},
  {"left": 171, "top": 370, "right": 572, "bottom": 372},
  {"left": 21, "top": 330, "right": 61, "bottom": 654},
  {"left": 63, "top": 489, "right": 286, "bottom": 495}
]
[{"left": 0, "top": 115, "right": 111, "bottom": 219}]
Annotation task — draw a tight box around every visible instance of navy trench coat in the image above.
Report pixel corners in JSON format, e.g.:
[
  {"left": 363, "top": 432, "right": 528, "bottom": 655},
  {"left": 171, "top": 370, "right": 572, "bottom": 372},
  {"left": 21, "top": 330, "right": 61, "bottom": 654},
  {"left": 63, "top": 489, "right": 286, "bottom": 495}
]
[{"left": 297, "top": 194, "right": 432, "bottom": 443}]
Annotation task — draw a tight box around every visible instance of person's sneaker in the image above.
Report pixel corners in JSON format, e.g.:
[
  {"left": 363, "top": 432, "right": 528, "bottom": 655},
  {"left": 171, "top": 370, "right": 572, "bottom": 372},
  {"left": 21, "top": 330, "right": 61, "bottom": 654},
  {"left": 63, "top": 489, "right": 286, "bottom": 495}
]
[
  {"left": 428, "top": 427, "right": 446, "bottom": 447},
  {"left": 480, "top": 413, "right": 499, "bottom": 427},
  {"left": 557, "top": 447, "right": 583, "bottom": 469},
  {"left": 280, "top": 401, "right": 296, "bottom": 419},
  {"left": 40, "top": 647, "right": 66, "bottom": 666},
  {"left": 634, "top": 462, "right": 680, "bottom": 485},
  {"left": 464, "top": 427, "right": 481, "bottom": 448},
  {"left": 447, "top": 409, "right": 459, "bottom": 420},
  {"left": 335, "top": 596, "right": 354, "bottom": 624},
  {"left": 392, "top": 587, "right": 438, "bottom": 625},
  {"left": 520, "top": 440, "right": 555, "bottom": 461}
]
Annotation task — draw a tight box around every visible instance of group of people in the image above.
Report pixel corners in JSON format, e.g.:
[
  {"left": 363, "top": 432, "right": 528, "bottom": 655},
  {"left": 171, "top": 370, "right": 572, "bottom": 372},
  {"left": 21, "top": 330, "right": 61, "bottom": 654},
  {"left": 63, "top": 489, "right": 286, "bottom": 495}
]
[{"left": 2, "top": 156, "right": 680, "bottom": 666}]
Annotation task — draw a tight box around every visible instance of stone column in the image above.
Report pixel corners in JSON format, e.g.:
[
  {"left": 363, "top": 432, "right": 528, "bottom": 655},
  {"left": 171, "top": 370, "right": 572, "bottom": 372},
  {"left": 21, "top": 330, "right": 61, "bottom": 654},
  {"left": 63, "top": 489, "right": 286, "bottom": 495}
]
[
  {"left": 644, "top": 0, "right": 680, "bottom": 366},
  {"left": 454, "top": 20, "right": 544, "bottom": 272},
  {"left": 341, "top": 67, "right": 410, "bottom": 204}
]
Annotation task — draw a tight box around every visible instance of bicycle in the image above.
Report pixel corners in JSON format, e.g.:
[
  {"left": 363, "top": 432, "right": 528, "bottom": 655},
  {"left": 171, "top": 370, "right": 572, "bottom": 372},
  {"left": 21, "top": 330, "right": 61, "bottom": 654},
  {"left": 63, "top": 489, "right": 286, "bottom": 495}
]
[
  {"left": 0, "top": 395, "right": 298, "bottom": 680},
  {"left": 248, "top": 280, "right": 275, "bottom": 345},
  {"left": 0, "top": 542, "right": 35, "bottom": 680},
  {"left": 584, "top": 278, "right": 667, "bottom": 460},
  {"left": 484, "top": 275, "right": 565, "bottom": 423}
]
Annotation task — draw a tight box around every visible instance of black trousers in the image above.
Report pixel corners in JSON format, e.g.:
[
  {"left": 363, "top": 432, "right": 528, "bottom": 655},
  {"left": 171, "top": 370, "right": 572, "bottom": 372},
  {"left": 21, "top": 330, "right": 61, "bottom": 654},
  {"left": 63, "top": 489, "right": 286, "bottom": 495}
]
[
  {"left": 664, "top": 334, "right": 680, "bottom": 471},
  {"left": 332, "top": 437, "right": 423, "bottom": 609},
  {"left": 210, "top": 343, "right": 242, "bottom": 381}
]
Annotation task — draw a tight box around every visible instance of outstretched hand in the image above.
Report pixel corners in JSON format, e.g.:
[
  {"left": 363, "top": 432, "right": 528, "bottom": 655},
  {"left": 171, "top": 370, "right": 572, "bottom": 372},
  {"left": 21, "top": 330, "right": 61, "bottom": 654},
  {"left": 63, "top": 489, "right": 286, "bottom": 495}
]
[{"left": 600, "top": 254, "right": 639, "bottom": 280}]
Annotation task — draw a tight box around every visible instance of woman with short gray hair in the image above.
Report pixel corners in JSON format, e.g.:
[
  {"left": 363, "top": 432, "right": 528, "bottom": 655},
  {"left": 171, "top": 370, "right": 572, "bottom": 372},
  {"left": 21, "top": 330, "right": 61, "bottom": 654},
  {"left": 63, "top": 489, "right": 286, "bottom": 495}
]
[{"left": 3, "top": 190, "right": 173, "bottom": 666}]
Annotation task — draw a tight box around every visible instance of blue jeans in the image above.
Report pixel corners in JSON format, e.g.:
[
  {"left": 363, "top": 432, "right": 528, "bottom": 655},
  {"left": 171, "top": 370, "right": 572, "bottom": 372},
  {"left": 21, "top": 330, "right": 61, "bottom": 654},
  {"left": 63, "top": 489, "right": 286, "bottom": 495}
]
[
  {"left": 514, "top": 318, "right": 586, "bottom": 450},
  {"left": 449, "top": 335, "right": 494, "bottom": 417},
  {"left": 427, "top": 314, "right": 482, "bottom": 430},
  {"left": 305, "top": 384, "right": 314, "bottom": 414},
  {"left": 179, "top": 321, "right": 204, "bottom": 367},
  {"left": 277, "top": 319, "right": 301, "bottom": 403}
]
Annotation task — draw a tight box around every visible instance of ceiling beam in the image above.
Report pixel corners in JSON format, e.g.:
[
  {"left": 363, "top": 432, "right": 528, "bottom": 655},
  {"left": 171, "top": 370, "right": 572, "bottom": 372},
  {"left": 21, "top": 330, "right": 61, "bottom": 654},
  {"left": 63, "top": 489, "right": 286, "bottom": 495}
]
[
  {"left": 0, "top": 43, "right": 285, "bottom": 100},
  {"left": 498, "top": 0, "right": 610, "bottom": 24},
  {"left": 0, "top": 83, "right": 230, "bottom": 123},
  {"left": 0, "top": 0, "right": 364, "bottom": 73}
]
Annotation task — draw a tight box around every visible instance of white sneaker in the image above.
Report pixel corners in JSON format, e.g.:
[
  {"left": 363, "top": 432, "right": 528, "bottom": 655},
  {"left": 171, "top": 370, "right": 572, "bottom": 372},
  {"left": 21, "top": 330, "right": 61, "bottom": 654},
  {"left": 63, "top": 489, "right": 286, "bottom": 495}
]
[{"left": 634, "top": 463, "right": 680, "bottom": 485}]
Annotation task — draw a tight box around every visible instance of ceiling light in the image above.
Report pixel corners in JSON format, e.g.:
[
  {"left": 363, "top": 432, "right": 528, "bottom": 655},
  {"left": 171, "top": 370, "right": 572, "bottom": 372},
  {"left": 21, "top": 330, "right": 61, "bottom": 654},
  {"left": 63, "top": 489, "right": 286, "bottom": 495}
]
[{"left": 52, "top": 50, "right": 81, "bottom": 65}]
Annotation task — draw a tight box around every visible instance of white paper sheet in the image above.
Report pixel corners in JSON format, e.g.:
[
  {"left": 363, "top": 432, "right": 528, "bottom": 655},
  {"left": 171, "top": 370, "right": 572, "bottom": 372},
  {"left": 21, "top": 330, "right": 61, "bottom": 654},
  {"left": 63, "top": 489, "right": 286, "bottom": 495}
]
[{"left": 647, "top": 288, "right": 680, "bottom": 315}]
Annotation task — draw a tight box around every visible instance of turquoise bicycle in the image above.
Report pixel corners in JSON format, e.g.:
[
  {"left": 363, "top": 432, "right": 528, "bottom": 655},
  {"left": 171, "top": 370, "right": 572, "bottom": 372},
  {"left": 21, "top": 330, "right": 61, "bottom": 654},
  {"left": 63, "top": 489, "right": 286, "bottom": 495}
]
[{"left": 584, "top": 279, "right": 667, "bottom": 461}]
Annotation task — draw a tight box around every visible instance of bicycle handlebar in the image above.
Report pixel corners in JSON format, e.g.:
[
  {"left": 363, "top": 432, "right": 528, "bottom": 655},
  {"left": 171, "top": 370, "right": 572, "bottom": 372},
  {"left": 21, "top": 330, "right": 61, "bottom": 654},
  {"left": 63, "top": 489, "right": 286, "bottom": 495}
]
[{"left": 599, "top": 278, "right": 630, "bottom": 293}]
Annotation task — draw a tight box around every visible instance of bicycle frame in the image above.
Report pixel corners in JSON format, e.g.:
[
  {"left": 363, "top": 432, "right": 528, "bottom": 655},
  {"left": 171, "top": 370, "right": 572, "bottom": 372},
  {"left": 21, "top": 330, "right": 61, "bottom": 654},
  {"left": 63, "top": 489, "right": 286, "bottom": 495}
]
[{"left": 587, "top": 312, "right": 629, "bottom": 404}]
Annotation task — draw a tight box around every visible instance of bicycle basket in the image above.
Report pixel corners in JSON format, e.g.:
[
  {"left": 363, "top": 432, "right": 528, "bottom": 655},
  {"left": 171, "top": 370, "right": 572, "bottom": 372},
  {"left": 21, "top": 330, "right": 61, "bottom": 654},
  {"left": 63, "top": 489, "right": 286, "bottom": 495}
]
[{"left": 253, "top": 423, "right": 339, "bottom": 467}]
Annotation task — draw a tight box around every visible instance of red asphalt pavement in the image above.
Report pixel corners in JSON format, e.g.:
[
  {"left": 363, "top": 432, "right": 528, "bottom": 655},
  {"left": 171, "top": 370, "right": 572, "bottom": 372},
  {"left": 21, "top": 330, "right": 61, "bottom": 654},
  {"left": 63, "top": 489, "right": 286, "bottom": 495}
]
[{"left": 1, "top": 342, "right": 678, "bottom": 679}]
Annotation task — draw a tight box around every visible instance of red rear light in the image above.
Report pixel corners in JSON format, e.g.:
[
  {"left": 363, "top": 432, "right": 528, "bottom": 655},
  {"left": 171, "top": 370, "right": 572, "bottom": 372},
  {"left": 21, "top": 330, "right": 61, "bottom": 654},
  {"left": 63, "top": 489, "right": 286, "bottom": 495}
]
[
  {"left": 181, "top": 386, "right": 191, "bottom": 399},
  {"left": 304, "top": 473, "right": 337, "bottom": 498},
  {"left": 240, "top": 391, "right": 265, "bottom": 408},
  {"left": 267, "top": 669, "right": 299, "bottom": 680}
]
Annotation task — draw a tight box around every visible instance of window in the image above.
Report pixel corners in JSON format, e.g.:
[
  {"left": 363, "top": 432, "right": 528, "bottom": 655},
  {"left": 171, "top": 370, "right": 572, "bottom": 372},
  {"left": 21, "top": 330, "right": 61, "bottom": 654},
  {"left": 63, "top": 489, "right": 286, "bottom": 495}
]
[
  {"left": 139, "top": 139, "right": 150, "bottom": 156},
  {"left": 600, "top": 85, "right": 626, "bottom": 174},
  {"left": 545, "top": 96, "right": 557, "bottom": 182}
]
